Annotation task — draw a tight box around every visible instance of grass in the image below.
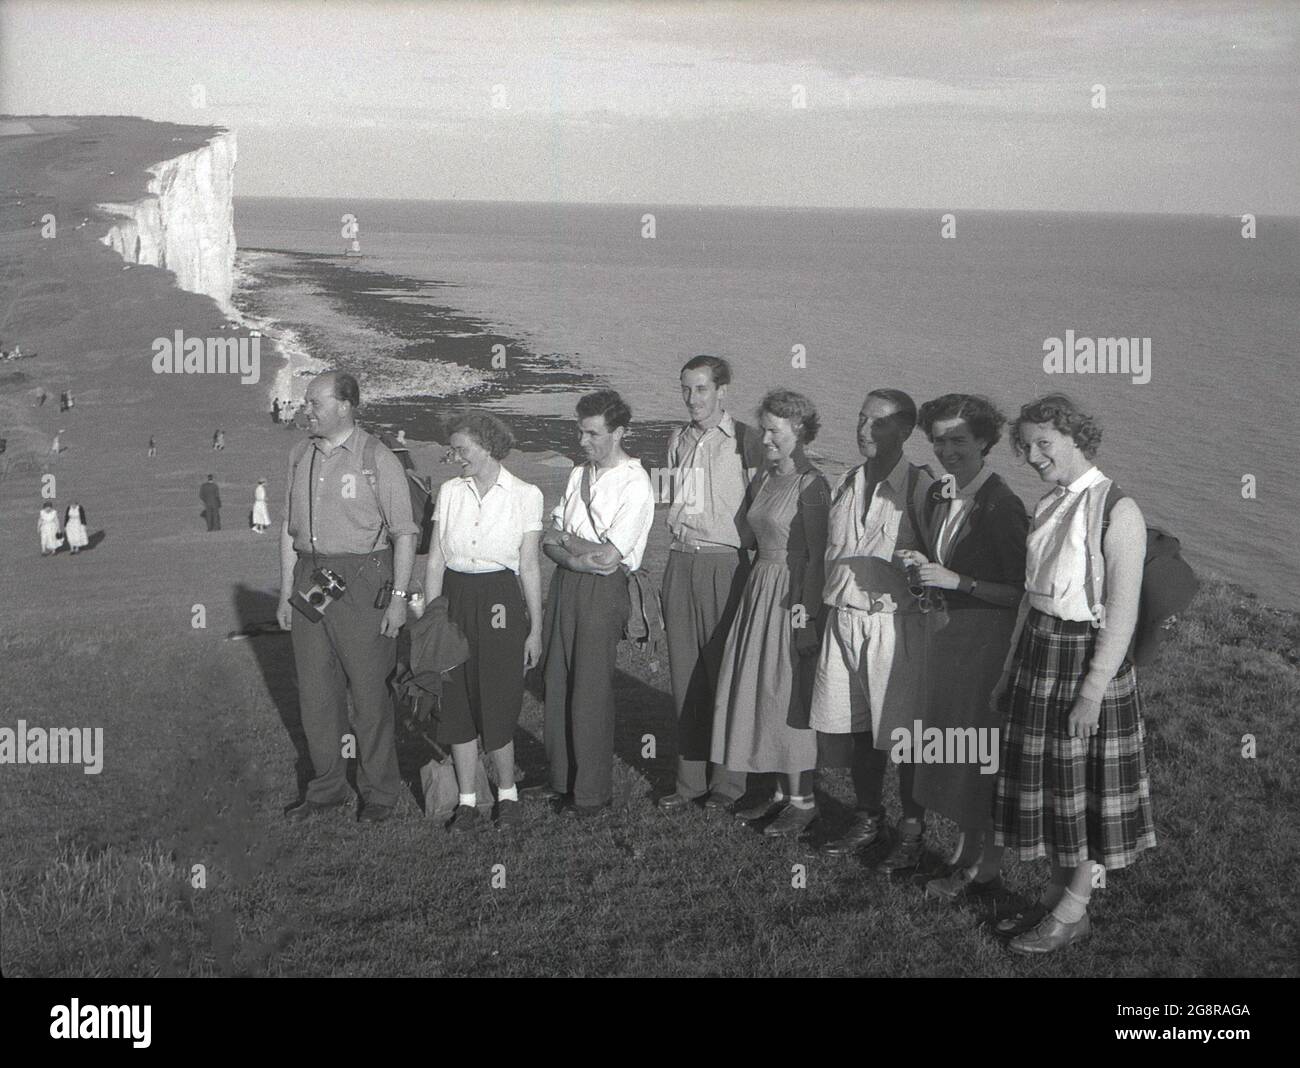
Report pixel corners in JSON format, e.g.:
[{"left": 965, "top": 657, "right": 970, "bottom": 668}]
[{"left": 1, "top": 578, "right": 1296, "bottom": 977}]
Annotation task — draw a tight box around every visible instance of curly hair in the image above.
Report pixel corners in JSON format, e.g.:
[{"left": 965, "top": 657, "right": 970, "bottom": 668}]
[
  {"left": 576, "top": 389, "right": 632, "bottom": 431},
  {"left": 446, "top": 410, "right": 516, "bottom": 460},
  {"left": 1010, "top": 393, "right": 1102, "bottom": 459},
  {"left": 758, "top": 388, "right": 820, "bottom": 444},
  {"left": 917, "top": 393, "right": 1006, "bottom": 456}
]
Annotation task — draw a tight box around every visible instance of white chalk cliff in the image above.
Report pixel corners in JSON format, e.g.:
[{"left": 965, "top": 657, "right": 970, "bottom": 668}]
[{"left": 97, "top": 130, "right": 237, "bottom": 313}]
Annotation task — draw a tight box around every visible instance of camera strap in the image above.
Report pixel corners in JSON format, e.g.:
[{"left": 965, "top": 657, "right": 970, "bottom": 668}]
[{"left": 307, "top": 446, "right": 320, "bottom": 570}]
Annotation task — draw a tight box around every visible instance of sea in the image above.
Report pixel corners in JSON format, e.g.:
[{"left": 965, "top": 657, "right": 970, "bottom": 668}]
[{"left": 233, "top": 198, "right": 1300, "bottom": 610}]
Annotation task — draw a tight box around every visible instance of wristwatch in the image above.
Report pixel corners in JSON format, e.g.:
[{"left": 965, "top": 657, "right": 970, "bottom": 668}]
[{"left": 391, "top": 588, "right": 408, "bottom": 602}]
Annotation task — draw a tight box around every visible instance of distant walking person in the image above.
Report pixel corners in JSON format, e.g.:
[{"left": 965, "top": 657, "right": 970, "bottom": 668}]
[
  {"left": 213, "top": 428, "right": 225, "bottom": 451},
  {"left": 38, "top": 501, "right": 61, "bottom": 555},
  {"left": 49, "top": 430, "right": 62, "bottom": 459},
  {"left": 711, "top": 389, "right": 829, "bottom": 838},
  {"left": 538, "top": 390, "right": 655, "bottom": 818},
  {"left": 271, "top": 398, "right": 281, "bottom": 425},
  {"left": 276, "top": 370, "right": 419, "bottom": 823},
  {"left": 200, "top": 475, "right": 222, "bottom": 531},
  {"left": 147, "top": 435, "right": 157, "bottom": 458},
  {"left": 252, "top": 479, "right": 271, "bottom": 532},
  {"left": 657, "top": 355, "right": 764, "bottom": 816},
  {"left": 64, "top": 502, "right": 89, "bottom": 554}
]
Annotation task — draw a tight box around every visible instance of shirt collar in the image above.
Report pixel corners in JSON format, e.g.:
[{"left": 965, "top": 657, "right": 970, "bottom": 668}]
[
  {"left": 956, "top": 463, "right": 995, "bottom": 500},
  {"left": 873, "top": 454, "right": 911, "bottom": 495},
  {"left": 1066, "top": 465, "right": 1105, "bottom": 495},
  {"left": 313, "top": 426, "right": 361, "bottom": 454},
  {"left": 686, "top": 410, "right": 735, "bottom": 439}
]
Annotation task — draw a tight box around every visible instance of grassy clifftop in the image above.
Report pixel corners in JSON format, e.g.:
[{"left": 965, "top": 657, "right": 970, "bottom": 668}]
[{"left": 0, "top": 574, "right": 1294, "bottom": 977}]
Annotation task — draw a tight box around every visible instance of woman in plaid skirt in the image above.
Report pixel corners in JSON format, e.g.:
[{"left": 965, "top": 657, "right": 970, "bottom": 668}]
[{"left": 990, "top": 394, "right": 1156, "bottom": 954}]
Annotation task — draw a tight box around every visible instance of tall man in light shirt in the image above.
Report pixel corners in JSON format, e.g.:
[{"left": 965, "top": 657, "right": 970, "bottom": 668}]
[
  {"left": 810, "top": 388, "right": 935, "bottom": 867},
  {"left": 539, "top": 390, "right": 655, "bottom": 818},
  {"left": 657, "top": 355, "right": 764, "bottom": 814}
]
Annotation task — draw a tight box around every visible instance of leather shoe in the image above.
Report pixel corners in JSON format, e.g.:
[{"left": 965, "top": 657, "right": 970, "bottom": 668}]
[
  {"left": 819, "top": 811, "right": 886, "bottom": 856},
  {"left": 925, "top": 867, "right": 1003, "bottom": 903},
  {"left": 445, "top": 804, "right": 481, "bottom": 832},
  {"left": 283, "top": 798, "right": 346, "bottom": 821},
  {"left": 994, "top": 903, "right": 1049, "bottom": 938},
  {"left": 762, "top": 803, "right": 817, "bottom": 838},
  {"left": 495, "top": 798, "right": 523, "bottom": 828},
  {"left": 702, "top": 794, "right": 734, "bottom": 816},
  {"left": 875, "top": 827, "right": 925, "bottom": 873},
  {"left": 563, "top": 801, "right": 611, "bottom": 820},
  {"left": 358, "top": 803, "right": 393, "bottom": 823},
  {"left": 732, "top": 795, "right": 784, "bottom": 825},
  {"left": 1009, "top": 912, "right": 1091, "bottom": 955},
  {"left": 656, "top": 792, "right": 699, "bottom": 812}
]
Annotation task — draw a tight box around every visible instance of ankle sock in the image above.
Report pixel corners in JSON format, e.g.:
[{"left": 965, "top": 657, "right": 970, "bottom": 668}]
[
  {"left": 459, "top": 793, "right": 477, "bottom": 808},
  {"left": 1051, "top": 887, "right": 1089, "bottom": 925},
  {"left": 789, "top": 794, "right": 815, "bottom": 810},
  {"left": 771, "top": 787, "right": 787, "bottom": 803},
  {"left": 497, "top": 786, "right": 518, "bottom": 802}
]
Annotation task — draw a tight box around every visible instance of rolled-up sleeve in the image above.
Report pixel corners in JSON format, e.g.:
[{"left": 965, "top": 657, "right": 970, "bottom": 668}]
[
  {"left": 604, "top": 467, "right": 655, "bottom": 561},
  {"left": 523, "top": 484, "right": 544, "bottom": 533},
  {"left": 375, "top": 448, "right": 419, "bottom": 539}
]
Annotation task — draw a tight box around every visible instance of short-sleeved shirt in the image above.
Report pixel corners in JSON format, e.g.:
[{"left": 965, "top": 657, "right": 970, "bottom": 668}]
[
  {"left": 551, "top": 457, "right": 655, "bottom": 572},
  {"left": 284, "top": 427, "right": 419, "bottom": 555},
  {"left": 822, "top": 455, "right": 933, "bottom": 613},
  {"left": 664, "top": 411, "right": 763, "bottom": 549},
  {"left": 434, "top": 465, "right": 544, "bottom": 574}
]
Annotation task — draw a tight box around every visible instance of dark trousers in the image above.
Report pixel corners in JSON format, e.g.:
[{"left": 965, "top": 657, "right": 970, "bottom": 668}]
[
  {"left": 290, "top": 551, "right": 400, "bottom": 808},
  {"left": 661, "top": 549, "right": 749, "bottom": 800},
  {"left": 205, "top": 507, "right": 221, "bottom": 531},
  {"left": 542, "top": 568, "right": 628, "bottom": 807},
  {"left": 819, "top": 730, "right": 923, "bottom": 819}
]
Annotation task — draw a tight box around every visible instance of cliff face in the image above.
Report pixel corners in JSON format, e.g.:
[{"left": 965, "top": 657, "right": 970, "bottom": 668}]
[{"left": 96, "top": 131, "right": 237, "bottom": 312}]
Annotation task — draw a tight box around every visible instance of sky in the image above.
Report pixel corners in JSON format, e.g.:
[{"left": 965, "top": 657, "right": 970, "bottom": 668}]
[{"left": 2, "top": 0, "right": 1297, "bottom": 212}]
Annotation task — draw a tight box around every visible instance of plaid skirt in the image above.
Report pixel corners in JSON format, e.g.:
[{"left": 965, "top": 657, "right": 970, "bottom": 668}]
[{"left": 992, "top": 609, "right": 1156, "bottom": 870}]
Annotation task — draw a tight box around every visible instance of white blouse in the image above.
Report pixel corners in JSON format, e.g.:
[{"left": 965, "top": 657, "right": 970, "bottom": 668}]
[
  {"left": 1024, "top": 465, "right": 1112, "bottom": 622},
  {"left": 435, "top": 466, "right": 544, "bottom": 573}
]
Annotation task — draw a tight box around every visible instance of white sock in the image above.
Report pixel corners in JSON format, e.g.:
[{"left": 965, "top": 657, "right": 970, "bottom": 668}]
[
  {"left": 459, "top": 792, "right": 476, "bottom": 808},
  {"left": 1051, "top": 887, "right": 1089, "bottom": 924},
  {"left": 497, "top": 786, "right": 518, "bottom": 802},
  {"left": 789, "top": 794, "right": 815, "bottom": 809}
]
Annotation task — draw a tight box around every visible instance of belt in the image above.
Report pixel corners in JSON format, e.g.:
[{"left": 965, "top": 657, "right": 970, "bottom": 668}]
[
  {"left": 296, "top": 547, "right": 391, "bottom": 561},
  {"left": 670, "top": 540, "right": 741, "bottom": 555}
]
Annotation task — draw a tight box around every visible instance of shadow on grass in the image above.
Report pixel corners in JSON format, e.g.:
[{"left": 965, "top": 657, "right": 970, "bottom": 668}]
[{"left": 232, "top": 584, "right": 313, "bottom": 803}]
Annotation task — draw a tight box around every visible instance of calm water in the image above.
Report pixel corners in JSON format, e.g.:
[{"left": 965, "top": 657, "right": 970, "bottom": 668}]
[{"left": 235, "top": 197, "right": 1300, "bottom": 609}]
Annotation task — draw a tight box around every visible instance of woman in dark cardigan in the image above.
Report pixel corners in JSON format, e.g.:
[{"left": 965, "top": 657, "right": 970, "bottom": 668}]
[{"left": 896, "top": 394, "right": 1028, "bottom": 902}]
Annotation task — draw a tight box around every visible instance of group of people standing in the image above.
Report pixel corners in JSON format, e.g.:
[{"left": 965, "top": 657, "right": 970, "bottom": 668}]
[{"left": 274, "top": 363, "right": 1155, "bottom": 956}]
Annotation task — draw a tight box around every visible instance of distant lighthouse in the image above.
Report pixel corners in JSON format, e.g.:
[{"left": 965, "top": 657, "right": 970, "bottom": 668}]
[{"left": 341, "top": 213, "right": 362, "bottom": 257}]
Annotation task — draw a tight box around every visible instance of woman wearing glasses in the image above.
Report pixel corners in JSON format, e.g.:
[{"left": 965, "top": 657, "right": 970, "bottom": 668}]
[
  {"left": 895, "top": 394, "right": 1028, "bottom": 904},
  {"left": 424, "top": 411, "right": 544, "bottom": 831}
]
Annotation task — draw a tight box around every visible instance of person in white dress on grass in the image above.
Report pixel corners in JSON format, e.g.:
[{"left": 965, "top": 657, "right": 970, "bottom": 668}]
[
  {"left": 252, "top": 479, "right": 271, "bottom": 532},
  {"left": 38, "top": 501, "right": 61, "bottom": 555},
  {"left": 64, "top": 503, "right": 89, "bottom": 553}
]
